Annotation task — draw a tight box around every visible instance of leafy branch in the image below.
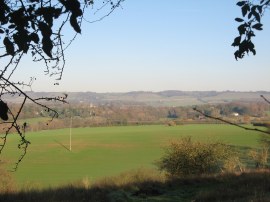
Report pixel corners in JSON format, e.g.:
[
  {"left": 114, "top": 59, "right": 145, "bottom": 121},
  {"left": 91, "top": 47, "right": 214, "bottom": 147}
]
[
  {"left": 233, "top": 0, "right": 270, "bottom": 59},
  {"left": 0, "top": 0, "right": 125, "bottom": 170}
]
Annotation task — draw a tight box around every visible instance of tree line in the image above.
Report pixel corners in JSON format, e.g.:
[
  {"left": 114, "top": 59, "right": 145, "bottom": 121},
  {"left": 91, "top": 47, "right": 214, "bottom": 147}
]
[{"left": 1, "top": 101, "right": 268, "bottom": 132}]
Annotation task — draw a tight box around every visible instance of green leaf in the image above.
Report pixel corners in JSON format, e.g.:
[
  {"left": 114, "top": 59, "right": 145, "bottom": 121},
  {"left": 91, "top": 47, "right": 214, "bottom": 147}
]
[
  {"left": 252, "top": 23, "right": 263, "bottom": 30},
  {"left": 241, "top": 4, "right": 250, "bottom": 17},
  {"left": 70, "top": 14, "right": 81, "bottom": 33},
  {"left": 257, "top": 6, "right": 263, "bottom": 14},
  {"left": 235, "top": 18, "right": 244, "bottom": 22},
  {"left": 234, "top": 50, "right": 240, "bottom": 60},
  {"left": 252, "top": 11, "right": 261, "bottom": 22},
  {"left": 238, "top": 24, "right": 247, "bottom": 35},
  {"left": 248, "top": 12, "right": 252, "bottom": 19},
  {"left": 13, "top": 30, "right": 29, "bottom": 53},
  {"left": 0, "top": 100, "right": 9, "bottom": 121},
  {"left": 42, "top": 37, "right": 53, "bottom": 57},
  {"left": 237, "top": 1, "right": 246, "bottom": 6},
  {"left": 232, "top": 36, "right": 242, "bottom": 47},
  {"left": 38, "top": 22, "right": 52, "bottom": 37},
  {"left": 3, "top": 37, "right": 15, "bottom": 56},
  {"left": 247, "top": 31, "right": 255, "bottom": 39},
  {"left": 8, "top": 24, "right": 16, "bottom": 29},
  {"left": 250, "top": 48, "right": 256, "bottom": 55},
  {"left": 30, "top": 33, "right": 39, "bottom": 44}
]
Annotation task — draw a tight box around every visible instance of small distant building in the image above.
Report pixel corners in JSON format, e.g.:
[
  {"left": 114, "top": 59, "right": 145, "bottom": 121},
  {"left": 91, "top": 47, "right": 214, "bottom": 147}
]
[
  {"left": 198, "top": 115, "right": 206, "bottom": 120},
  {"left": 89, "top": 103, "right": 96, "bottom": 108},
  {"left": 232, "top": 112, "right": 239, "bottom": 117}
]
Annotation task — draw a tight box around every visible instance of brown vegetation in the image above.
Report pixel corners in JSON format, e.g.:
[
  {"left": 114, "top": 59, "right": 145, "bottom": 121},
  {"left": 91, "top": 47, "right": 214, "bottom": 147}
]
[
  {"left": 1, "top": 168, "right": 270, "bottom": 202},
  {"left": 0, "top": 163, "right": 16, "bottom": 193}
]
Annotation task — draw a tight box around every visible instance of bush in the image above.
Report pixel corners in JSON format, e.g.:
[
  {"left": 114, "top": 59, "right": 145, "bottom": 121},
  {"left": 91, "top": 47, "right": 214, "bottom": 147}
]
[
  {"left": 157, "top": 137, "right": 237, "bottom": 177},
  {"left": 249, "top": 145, "right": 269, "bottom": 168},
  {"left": 167, "top": 121, "right": 176, "bottom": 126},
  {"left": 223, "top": 156, "right": 244, "bottom": 172}
]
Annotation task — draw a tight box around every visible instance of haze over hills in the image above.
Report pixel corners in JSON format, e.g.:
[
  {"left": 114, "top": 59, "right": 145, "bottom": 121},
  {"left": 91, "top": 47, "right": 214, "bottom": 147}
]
[{"left": 6, "top": 91, "right": 270, "bottom": 107}]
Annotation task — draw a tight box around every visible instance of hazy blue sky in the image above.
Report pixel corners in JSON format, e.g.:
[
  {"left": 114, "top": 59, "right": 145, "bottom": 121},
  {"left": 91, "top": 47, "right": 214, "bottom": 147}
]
[{"left": 13, "top": 0, "right": 270, "bottom": 92}]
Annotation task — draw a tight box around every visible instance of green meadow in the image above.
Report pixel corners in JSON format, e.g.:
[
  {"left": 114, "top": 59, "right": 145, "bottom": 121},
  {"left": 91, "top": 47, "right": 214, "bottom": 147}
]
[{"left": 1, "top": 124, "right": 264, "bottom": 188}]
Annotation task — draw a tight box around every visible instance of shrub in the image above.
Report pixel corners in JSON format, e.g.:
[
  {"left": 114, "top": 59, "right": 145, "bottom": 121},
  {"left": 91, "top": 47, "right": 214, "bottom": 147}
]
[
  {"left": 157, "top": 137, "right": 237, "bottom": 177},
  {"left": 223, "top": 156, "right": 244, "bottom": 172},
  {"left": 167, "top": 121, "right": 176, "bottom": 126},
  {"left": 249, "top": 145, "right": 269, "bottom": 168},
  {"left": 92, "top": 168, "right": 165, "bottom": 189}
]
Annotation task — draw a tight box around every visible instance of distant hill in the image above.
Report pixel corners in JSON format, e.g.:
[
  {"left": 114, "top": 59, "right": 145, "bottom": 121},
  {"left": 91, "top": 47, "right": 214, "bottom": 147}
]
[{"left": 4, "top": 91, "right": 270, "bottom": 107}]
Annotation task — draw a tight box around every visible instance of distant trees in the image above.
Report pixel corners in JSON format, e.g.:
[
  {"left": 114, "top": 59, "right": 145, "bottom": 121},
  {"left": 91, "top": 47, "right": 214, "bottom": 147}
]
[
  {"left": 167, "top": 109, "right": 178, "bottom": 119},
  {"left": 4, "top": 101, "right": 267, "bottom": 133},
  {"left": 0, "top": 0, "right": 269, "bottom": 168}
]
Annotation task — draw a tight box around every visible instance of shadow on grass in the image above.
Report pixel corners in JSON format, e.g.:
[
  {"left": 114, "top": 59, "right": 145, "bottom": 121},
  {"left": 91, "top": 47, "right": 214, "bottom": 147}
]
[
  {"left": 54, "top": 139, "right": 70, "bottom": 152},
  {"left": 1, "top": 169, "right": 270, "bottom": 202}
]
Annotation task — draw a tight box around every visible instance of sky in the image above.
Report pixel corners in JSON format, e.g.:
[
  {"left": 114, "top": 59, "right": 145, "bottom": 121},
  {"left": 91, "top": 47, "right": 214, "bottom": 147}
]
[{"left": 11, "top": 0, "right": 270, "bottom": 92}]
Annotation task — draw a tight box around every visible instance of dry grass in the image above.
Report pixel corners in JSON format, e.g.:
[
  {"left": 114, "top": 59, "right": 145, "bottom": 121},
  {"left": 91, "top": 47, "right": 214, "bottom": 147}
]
[
  {"left": 195, "top": 169, "right": 270, "bottom": 202},
  {"left": 1, "top": 168, "right": 270, "bottom": 201},
  {"left": 92, "top": 168, "right": 166, "bottom": 189},
  {"left": 0, "top": 163, "right": 17, "bottom": 193}
]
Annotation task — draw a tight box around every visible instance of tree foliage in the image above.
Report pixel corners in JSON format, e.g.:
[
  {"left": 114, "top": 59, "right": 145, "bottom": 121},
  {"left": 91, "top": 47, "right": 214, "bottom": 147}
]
[
  {"left": 233, "top": 0, "right": 270, "bottom": 60},
  {"left": 0, "top": 0, "right": 124, "bottom": 170}
]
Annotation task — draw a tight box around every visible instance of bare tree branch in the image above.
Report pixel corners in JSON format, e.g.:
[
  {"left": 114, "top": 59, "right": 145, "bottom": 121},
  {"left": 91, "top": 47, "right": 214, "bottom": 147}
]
[
  {"left": 193, "top": 107, "right": 270, "bottom": 135},
  {"left": 261, "top": 95, "right": 270, "bottom": 105}
]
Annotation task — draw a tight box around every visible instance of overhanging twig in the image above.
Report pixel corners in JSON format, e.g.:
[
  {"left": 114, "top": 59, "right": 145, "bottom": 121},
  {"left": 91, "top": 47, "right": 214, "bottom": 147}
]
[
  {"left": 193, "top": 107, "right": 270, "bottom": 135},
  {"left": 261, "top": 95, "right": 270, "bottom": 105}
]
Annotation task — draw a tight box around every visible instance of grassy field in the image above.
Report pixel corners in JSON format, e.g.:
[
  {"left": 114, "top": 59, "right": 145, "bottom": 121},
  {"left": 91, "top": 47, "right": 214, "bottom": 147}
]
[{"left": 1, "top": 124, "right": 264, "bottom": 188}]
